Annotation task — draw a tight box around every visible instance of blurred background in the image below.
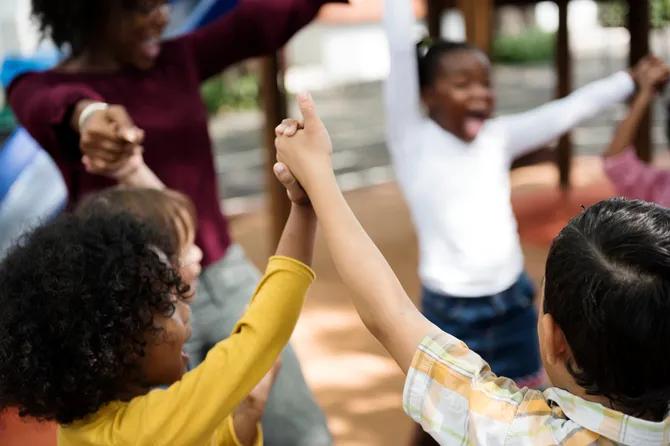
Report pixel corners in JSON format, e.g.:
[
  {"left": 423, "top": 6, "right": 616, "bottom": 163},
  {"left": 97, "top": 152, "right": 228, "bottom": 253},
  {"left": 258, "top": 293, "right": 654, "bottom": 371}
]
[
  {"left": 2, "top": 0, "right": 670, "bottom": 211},
  {"left": 1, "top": 1, "right": 668, "bottom": 444}
]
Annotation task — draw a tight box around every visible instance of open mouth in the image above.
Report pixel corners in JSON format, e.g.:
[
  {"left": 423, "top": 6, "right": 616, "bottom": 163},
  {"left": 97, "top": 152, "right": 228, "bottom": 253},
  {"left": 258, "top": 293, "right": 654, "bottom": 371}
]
[
  {"left": 139, "top": 37, "right": 161, "bottom": 60},
  {"left": 463, "top": 110, "right": 490, "bottom": 140}
]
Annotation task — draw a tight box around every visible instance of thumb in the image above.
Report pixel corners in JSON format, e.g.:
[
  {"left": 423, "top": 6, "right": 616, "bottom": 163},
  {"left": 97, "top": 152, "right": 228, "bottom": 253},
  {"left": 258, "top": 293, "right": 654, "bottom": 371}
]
[{"left": 297, "top": 92, "right": 321, "bottom": 129}]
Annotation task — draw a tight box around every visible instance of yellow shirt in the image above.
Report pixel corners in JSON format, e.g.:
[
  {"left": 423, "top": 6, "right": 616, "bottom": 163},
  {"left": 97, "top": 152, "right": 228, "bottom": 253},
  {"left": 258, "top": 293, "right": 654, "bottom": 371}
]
[{"left": 58, "top": 256, "right": 315, "bottom": 446}]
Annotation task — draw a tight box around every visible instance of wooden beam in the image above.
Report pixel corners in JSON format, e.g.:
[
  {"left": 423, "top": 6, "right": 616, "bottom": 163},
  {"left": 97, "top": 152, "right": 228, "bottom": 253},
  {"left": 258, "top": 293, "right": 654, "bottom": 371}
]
[
  {"left": 555, "top": 0, "right": 572, "bottom": 188},
  {"left": 427, "top": 0, "right": 444, "bottom": 38},
  {"left": 459, "top": 0, "right": 494, "bottom": 53},
  {"left": 628, "top": 0, "right": 652, "bottom": 162},
  {"left": 261, "top": 54, "right": 291, "bottom": 248}
]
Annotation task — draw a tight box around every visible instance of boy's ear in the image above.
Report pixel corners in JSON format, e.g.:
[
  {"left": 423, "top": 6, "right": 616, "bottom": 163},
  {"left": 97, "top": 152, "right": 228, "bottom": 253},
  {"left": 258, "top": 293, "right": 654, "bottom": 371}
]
[{"left": 540, "top": 313, "right": 571, "bottom": 366}]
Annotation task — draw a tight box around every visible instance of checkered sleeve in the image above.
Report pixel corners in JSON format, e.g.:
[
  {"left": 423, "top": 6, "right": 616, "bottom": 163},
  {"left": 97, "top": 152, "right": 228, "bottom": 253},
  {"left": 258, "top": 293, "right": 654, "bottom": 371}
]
[{"left": 403, "top": 332, "right": 527, "bottom": 445}]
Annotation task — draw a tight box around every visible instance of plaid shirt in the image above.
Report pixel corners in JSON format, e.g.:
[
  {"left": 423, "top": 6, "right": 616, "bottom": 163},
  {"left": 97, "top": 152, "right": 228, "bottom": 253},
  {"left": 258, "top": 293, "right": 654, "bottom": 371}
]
[{"left": 404, "top": 332, "right": 670, "bottom": 445}]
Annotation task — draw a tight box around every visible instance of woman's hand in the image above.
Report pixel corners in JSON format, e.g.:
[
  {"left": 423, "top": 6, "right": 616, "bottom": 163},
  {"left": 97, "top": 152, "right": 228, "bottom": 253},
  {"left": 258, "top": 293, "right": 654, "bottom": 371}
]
[{"left": 74, "top": 101, "right": 145, "bottom": 173}]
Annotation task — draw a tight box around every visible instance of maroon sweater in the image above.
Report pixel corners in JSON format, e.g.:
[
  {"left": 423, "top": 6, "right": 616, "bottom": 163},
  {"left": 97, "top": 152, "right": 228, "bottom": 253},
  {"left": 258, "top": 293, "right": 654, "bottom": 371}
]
[{"left": 9, "top": 0, "right": 341, "bottom": 266}]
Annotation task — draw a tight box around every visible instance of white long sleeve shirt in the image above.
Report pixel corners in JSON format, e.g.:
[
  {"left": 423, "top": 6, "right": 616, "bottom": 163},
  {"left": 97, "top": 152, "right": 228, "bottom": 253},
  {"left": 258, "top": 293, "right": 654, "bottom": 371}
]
[{"left": 384, "top": 0, "right": 635, "bottom": 296}]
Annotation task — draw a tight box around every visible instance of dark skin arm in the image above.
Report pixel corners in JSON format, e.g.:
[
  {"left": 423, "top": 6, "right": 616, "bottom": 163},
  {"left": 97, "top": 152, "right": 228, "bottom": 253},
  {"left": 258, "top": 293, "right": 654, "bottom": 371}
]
[{"left": 72, "top": 101, "right": 144, "bottom": 173}]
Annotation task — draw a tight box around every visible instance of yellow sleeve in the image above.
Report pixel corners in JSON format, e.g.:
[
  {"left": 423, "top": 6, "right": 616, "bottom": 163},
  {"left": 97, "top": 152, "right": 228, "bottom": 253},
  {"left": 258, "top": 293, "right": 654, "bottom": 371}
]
[
  {"left": 100, "top": 256, "right": 313, "bottom": 445},
  {"left": 210, "top": 416, "right": 263, "bottom": 446}
]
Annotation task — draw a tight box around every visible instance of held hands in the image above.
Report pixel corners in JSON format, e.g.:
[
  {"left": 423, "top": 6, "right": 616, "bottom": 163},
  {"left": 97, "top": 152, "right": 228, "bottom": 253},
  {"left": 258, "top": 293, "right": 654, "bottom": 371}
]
[
  {"left": 78, "top": 102, "right": 146, "bottom": 180},
  {"left": 274, "top": 93, "right": 333, "bottom": 192},
  {"left": 631, "top": 55, "right": 670, "bottom": 94}
]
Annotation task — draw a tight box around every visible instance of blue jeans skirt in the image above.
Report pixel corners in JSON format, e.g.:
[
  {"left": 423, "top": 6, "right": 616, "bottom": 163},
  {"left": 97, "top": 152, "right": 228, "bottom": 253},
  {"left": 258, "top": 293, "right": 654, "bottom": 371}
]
[{"left": 422, "top": 272, "right": 543, "bottom": 385}]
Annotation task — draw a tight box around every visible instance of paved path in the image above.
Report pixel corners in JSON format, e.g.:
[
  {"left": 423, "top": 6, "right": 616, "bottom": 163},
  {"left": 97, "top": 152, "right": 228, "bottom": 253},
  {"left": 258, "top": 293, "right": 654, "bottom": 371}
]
[{"left": 211, "top": 56, "right": 669, "bottom": 212}]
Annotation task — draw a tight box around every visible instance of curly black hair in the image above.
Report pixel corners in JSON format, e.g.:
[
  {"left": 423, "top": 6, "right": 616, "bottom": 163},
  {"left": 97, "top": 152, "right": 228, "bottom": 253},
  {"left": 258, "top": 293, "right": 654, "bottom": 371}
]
[
  {"left": 31, "top": 0, "right": 139, "bottom": 54},
  {"left": 0, "top": 210, "right": 189, "bottom": 424}
]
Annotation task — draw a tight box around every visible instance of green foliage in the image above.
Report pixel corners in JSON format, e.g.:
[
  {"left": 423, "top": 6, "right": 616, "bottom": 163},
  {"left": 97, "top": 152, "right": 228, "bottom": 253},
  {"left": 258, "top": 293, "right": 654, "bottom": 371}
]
[
  {"left": 492, "top": 28, "right": 555, "bottom": 65},
  {"left": 599, "top": 0, "right": 670, "bottom": 28},
  {"left": 200, "top": 72, "right": 260, "bottom": 115},
  {"left": 0, "top": 106, "right": 16, "bottom": 136}
]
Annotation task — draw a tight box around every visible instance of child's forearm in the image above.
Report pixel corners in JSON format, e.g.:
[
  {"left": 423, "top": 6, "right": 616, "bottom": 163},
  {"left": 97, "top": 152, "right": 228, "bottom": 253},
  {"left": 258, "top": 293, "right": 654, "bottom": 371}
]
[
  {"left": 604, "top": 89, "right": 654, "bottom": 158},
  {"left": 274, "top": 204, "right": 316, "bottom": 266},
  {"left": 305, "top": 172, "right": 436, "bottom": 372},
  {"left": 118, "top": 162, "right": 165, "bottom": 189},
  {"left": 231, "top": 410, "right": 261, "bottom": 446}
]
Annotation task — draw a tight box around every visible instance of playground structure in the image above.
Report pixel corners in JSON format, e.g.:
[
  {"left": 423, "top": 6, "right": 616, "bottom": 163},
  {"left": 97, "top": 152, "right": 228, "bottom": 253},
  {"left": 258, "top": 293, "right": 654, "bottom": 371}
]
[
  {"left": 0, "top": 1, "right": 660, "bottom": 444},
  {"left": 261, "top": 0, "right": 652, "bottom": 243},
  {"left": 0, "top": 0, "right": 654, "bottom": 248}
]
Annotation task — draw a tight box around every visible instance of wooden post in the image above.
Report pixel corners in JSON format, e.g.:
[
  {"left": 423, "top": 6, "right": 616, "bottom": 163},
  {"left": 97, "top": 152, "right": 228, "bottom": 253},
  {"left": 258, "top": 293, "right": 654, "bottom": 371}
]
[
  {"left": 427, "top": 0, "right": 444, "bottom": 38},
  {"left": 261, "top": 54, "right": 291, "bottom": 248},
  {"left": 458, "top": 0, "right": 494, "bottom": 53},
  {"left": 628, "top": 0, "right": 652, "bottom": 162},
  {"left": 555, "top": 0, "right": 572, "bottom": 188}
]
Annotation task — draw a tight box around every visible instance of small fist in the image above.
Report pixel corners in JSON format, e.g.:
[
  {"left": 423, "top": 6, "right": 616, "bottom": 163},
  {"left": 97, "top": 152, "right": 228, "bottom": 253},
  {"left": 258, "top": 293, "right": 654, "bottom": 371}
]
[
  {"left": 632, "top": 55, "right": 670, "bottom": 92},
  {"left": 274, "top": 93, "right": 333, "bottom": 191},
  {"left": 82, "top": 146, "right": 145, "bottom": 181},
  {"left": 79, "top": 103, "right": 145, "bottom": 173},
  {"left": 273, "top": 162, "right": 310, "bottom": 206}
]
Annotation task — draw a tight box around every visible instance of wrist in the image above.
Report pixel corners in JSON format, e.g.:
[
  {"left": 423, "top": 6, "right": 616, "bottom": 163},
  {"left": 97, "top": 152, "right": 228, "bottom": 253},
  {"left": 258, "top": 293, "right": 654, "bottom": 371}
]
[
  {"left": 290, "top": 202, "right": 316, "bottom": 223},
  {"left": 301, "top": 162, "right": 335, "bottom": 194},
  {"left": 76, "top": 101, "right": 109, "bottom": 134},
  {"left": 638, "top": 86, "right": 656, "bottom": 97}
]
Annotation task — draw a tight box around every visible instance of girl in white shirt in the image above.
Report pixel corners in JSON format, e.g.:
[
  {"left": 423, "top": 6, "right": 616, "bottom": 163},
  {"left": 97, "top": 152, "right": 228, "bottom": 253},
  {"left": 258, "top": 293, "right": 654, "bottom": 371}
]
[{"left": 383, "top": 0, "right": 640, "bottom": 397}]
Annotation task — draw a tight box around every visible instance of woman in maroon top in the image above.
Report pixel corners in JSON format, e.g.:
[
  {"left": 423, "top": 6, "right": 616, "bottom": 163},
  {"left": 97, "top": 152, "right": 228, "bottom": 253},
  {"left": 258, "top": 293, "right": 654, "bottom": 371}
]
[{"left": 8, "top": 0, "right": 340, "bottom": 443}]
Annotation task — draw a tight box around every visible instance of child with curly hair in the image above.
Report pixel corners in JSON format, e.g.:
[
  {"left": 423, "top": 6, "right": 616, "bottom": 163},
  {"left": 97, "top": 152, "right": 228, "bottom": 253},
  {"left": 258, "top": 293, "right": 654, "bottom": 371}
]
[{"left": 0, "top": 163, "right": 316, "bottom": 445}]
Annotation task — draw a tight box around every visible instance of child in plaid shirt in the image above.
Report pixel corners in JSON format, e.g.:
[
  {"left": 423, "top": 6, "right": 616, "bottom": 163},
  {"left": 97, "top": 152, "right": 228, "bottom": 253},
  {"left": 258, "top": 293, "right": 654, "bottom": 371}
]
[{"left": 274, "top": 93, "right": 670, "bottom": 445}]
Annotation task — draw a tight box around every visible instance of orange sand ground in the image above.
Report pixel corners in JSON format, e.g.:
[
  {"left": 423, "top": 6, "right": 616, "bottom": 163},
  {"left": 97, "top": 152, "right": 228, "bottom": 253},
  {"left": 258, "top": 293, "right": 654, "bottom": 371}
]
[{"left": 0, "top": 156, "right": 628, "bottom": 445}]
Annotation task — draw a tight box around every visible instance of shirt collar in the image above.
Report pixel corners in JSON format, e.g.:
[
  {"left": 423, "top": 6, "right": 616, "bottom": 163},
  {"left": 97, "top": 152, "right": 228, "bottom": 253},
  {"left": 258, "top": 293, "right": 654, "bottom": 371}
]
[{"left": 544, "top": 387, "right": 670, "bottom": 445}]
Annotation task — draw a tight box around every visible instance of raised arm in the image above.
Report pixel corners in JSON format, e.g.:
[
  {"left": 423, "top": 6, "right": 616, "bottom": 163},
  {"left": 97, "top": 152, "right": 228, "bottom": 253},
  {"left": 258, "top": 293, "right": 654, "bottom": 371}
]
[
  {"left": 8, "top": 73, "right": 104, "bottom": 158},
  {"left": 604, "top": 57, "right": 669, "bottom": 159},
  {"left": 494, "top": 70, "right": 636, "bottom": 159},
  {"left": 104, "top": 201, "right": 316, "bottom": 444},
  {"left": 9, "top": 73, "right": 145, "bottom": 176},
  {"left": 600, "top": 59, "right": 670, "bottom": 207},
  {"left": 276, "top": 95, "right": 439, "bottom": 373},
  {"left": 383, "top": 0, "right": 423, "bottom": 150},
  {"left": 180, "top": 0, "right": 346, "bottom": 81}
]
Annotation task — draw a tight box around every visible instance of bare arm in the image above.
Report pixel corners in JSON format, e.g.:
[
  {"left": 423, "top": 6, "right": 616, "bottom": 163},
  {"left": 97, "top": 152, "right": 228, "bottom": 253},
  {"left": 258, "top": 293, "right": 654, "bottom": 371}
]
[
  {"left": 274, "top": 203, "right": 316, "bottom": 266},
  {"left": 230, "top": 361, "right": 281, "bottom": 446},
  {"left": 275, "top": 95, "right": 438, "bottom": 373},
  {"left": 308, "top": 173, "right": 435, "bottom": 372},
  {"left": 604, "top": 58, "right": 670, "bottom": 158},
  {"left": 604, "top": 88, "right": 654, "bottom": 158}
]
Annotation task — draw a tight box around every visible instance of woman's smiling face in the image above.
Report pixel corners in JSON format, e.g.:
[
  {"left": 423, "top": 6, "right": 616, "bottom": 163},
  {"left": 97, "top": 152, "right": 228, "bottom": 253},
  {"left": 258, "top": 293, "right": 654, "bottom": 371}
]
[{"left": 102, "top": 0, "right": 171, "bottom": 70}]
